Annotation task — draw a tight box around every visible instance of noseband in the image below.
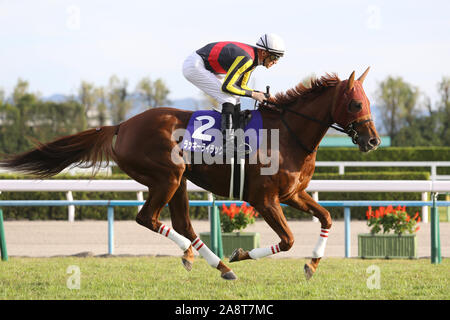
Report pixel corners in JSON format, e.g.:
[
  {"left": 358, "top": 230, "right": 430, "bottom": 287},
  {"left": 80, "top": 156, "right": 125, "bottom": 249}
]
[{"left": 335, "top": 118, "right": 373, "bottom": 144}]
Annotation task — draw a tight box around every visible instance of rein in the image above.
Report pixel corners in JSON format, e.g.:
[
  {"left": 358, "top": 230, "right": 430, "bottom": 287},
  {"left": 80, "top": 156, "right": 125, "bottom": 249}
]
[{"left": 260, "top": 101, "right": 373, "bottom": 154}]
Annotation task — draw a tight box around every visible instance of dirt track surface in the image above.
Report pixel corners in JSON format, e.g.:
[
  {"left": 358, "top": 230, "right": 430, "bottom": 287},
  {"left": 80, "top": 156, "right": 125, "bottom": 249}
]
[{"left": 3, "top": 220, "right": 449, "bottom": 258}]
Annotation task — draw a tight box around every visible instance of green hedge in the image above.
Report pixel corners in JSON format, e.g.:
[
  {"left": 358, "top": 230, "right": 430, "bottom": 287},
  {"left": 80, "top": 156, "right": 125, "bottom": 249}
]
[
  {"left": 316, "top": 146, "right": 450, "bottom": 161},
  {"left": 315, "top": 147, "right": 450, "bottom": 174}
]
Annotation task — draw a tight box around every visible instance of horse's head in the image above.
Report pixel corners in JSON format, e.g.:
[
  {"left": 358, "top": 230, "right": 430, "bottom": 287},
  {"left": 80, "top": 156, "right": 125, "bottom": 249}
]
[{"left": 332, "top": 67, "right": 380, "bottom": 152}]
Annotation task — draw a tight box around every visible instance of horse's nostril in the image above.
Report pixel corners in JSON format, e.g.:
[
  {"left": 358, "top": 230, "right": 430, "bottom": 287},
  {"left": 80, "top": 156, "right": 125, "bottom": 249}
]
[{"left": 369, "top": 138, "right": 380, "bottom": 147}]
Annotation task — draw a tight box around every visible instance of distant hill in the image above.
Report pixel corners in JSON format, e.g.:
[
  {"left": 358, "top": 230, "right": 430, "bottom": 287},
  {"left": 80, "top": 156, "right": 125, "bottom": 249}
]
[{"left": 41, "top": 94, "right": 71, "bottom": 103}]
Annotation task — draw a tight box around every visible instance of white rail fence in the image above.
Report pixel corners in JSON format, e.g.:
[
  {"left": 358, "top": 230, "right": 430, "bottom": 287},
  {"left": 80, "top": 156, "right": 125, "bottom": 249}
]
[{"left": 0, "top": 179, "right": 449, "bottom": 223}]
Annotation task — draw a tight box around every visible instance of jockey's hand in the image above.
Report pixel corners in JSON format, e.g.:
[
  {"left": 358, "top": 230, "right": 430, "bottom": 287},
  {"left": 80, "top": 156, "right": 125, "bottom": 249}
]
[{"left": 251, "top": 91, "right": 268, "bottom": 103}]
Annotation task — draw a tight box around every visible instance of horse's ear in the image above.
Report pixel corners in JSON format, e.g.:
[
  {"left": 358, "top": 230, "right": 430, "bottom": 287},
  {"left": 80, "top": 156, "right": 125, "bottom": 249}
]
[
  {"left": 347, "top": 71, "right": 355, "bottom": 90},
  {"left": 358, "top": 66, "right": 370, "bottom": 84}
]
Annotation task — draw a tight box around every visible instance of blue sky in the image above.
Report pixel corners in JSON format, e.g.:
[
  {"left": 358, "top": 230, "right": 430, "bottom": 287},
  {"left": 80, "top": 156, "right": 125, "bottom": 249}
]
[{"left": 1, "top": 0, "right": 449, "bottom": 109}]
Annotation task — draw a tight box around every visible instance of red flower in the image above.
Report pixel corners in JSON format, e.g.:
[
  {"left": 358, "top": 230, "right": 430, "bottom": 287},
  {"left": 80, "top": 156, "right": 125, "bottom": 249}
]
[
  {"left": 366, "top": 206, "right": 373, "bottom": 220},
  {"left": 222, "top": 204, "right": 231, "bottom": 217}
]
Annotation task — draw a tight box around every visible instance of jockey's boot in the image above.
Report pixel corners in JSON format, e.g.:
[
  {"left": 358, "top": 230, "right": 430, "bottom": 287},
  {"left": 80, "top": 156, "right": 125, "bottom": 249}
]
[
  {"left": 221, "top": 103, "right": 236, "bottom": 153},
  {"left": 232, "top": 103, "right": 251, "bottom": 155}
]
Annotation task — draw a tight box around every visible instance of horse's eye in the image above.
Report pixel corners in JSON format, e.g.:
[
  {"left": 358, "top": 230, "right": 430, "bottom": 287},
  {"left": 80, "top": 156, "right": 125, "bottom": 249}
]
[{"left": 348, "top": 100, "right": 362, "bottom": 113}]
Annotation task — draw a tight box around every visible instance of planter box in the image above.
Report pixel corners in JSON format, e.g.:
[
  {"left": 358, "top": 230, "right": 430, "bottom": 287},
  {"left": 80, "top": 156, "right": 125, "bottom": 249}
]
[
  {"left": 358, "top": 233, "right": 417, "bottom": 259},
  {"left": 200, "top": 232, "right": 260, "bottom": 257}
]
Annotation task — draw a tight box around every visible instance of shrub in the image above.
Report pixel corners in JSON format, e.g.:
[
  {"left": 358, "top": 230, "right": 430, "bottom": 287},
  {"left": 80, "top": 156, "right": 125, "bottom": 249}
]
[{"left": 366, "top": 205, "right": 421, "bottom": 235}]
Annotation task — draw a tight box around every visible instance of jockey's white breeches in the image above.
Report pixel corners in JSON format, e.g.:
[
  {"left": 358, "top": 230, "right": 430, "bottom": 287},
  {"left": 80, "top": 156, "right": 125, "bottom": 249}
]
[{"left": 182, "top": 52, "right": 240, "bottom": 110}]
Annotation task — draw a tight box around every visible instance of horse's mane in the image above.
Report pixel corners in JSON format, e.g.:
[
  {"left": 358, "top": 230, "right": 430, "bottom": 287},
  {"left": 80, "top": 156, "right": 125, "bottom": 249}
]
[{"left": 269, "top": 73, "right": 341, "bottom": 106}]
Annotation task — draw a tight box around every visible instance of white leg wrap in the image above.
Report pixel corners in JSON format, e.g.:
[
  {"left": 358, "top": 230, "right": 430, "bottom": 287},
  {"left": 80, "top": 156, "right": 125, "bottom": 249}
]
[
  {"left": 192, "top": 238, "right": 220, "bottom": 268},
  {"left": 158, "top": 224, "right": 191, "bottom": 252},
  {"left": 312, "top": 228, "right": 330, "bottom": 258},
  {"left": 248, "top": 244, "right": 281, "bottom": 259}
]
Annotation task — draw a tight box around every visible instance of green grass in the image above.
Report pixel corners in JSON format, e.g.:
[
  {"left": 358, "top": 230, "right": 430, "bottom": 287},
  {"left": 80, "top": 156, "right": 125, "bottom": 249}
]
[{"left": 0, "top": 257, "right": 448, "bottom": 300}]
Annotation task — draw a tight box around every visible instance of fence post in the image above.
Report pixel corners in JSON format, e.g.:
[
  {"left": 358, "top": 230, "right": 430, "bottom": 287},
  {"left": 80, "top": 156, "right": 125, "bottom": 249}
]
[
  {"left": 430, "top": 193, "right": 442, "bottom": 264},
  {"left": 0, "top": 209, "right": 8, "bottom": 261},
  {"left": 107, "top": 206, "right": 114, "bottom": 255},
  {"left": 421, "top": 192, "right": 428, "bottom": 224},
  {"left": 215, "top": 203, "right": 223, "bottom": 259},
  {"left": 312, "top": 192, "right": 319, "bottom": 222},
  {"left": 446, "top": 194, "right": 450, "bottom": 222},
  {"left": 137, "top": 191, "right": 144, "bottom": 213},
  {"left": 209, "top": 195, "right": 223, "bottom": 259},
  {"left": 344, "top": 207, "right": 351, "bottom": 258},
  {"left": 66, "top": 191, "right": 75, "bottom": 223},
  {"left": 210, "top": 195, "right": 218, "bottom": 256}
]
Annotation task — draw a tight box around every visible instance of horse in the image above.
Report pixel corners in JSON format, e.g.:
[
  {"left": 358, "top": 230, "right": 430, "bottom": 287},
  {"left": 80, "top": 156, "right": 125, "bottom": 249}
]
[{"left": 0, "top": 67, "right": 380, "bottom": 281}]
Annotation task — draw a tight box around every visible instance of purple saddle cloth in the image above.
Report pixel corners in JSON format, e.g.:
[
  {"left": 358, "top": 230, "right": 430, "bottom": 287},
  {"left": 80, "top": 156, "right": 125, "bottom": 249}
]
[{"left": 181, "top": 109, "right": 263, "bottom": 157}]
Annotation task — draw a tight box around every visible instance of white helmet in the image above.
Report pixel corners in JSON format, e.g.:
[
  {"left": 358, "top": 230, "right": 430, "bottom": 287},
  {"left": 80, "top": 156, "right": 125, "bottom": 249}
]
[{"left": 256, "top": 33, "right": 285, "bottom": 56}]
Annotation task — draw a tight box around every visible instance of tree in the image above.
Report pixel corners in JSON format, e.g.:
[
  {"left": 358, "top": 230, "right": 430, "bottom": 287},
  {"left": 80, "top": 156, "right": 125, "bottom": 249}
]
[
  {"left": 0, "top": 79, "right": 88, "bottom": 154},
  {"left": 376, "top": 76, "right": 419, "bottom": 138},
  {"left": 107, "top": 75, "right": 131, "bottom": 124},
  {"left": 437, "top": 77, "right": 450, "bottom": 144},
  {"left": 78, "top": 81, "right": 96, "bottom": 128},
  {"left": 94, "top": 87, "right": 108, "bottom": 126},
  {"left": 0, "top": 88, "right": 4, "bottom": 106},
  {"left": 12, "top": 78, "right": 30, "bottom": 106},
  {"left": 136, "top": 76, "right": 170, "bottom": 109}
]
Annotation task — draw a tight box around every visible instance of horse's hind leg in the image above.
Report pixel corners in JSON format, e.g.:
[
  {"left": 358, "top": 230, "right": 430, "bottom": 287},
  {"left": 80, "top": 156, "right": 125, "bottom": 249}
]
[
  {"left": 135, "top": 176, "right": 192, "bottom": 255},
  {"left": 168, "top": 177, "right": 237, "bottom": 280},
  {"left": 168, "top": 177, "right": 197, "bottom": 271}
]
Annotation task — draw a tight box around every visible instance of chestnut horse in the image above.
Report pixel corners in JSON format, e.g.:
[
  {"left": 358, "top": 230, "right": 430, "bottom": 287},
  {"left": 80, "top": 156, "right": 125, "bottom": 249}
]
[{"left": 0, "top": 68, "right": 379, "bottom": 280}]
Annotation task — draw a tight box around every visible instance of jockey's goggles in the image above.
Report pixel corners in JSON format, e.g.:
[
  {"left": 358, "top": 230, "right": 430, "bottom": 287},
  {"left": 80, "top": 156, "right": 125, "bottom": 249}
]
[{"left": 269, "top": 54, "right": 281, "bottom": 61}]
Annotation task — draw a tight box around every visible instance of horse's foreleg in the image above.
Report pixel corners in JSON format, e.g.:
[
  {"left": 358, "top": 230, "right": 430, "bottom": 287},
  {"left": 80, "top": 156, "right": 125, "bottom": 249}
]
[
  {"left": 230, "top": 201, "right": 295, "bottom": 262},
  {"left": 284, "top": 191, "right": 332, "bottom": 280}
]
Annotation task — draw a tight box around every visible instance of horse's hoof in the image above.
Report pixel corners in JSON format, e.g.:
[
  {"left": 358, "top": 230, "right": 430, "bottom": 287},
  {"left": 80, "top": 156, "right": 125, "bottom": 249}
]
[
  {"left": 304, "top": 263, "right": 315, "bottom": 280},
  {"left": 181, "top": 258, "right": 193, "bottom": 272},
  {"left": 229, "top": 248, "right": 243, "bottom": 263},
  {"left": 221, "top": 271, "right": 238, "bottom": 280}
]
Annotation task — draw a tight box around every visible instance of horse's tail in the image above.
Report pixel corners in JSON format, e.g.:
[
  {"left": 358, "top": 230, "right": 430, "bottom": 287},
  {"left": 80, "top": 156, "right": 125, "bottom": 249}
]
[{"left": 0, "top": 125, "right": 119, "bottom": 178}]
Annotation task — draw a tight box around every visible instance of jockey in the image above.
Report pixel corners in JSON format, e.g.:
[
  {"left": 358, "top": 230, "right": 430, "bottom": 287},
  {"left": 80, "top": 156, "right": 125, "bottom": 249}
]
[{"left": 182, "top": 33, "right": 285, "bottom": 143}]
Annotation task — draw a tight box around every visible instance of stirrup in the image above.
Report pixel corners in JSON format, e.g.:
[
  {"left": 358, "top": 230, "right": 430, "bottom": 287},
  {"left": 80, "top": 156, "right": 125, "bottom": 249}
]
[{"left": 238, "top": 141, "right": 252, "bottom": 155}]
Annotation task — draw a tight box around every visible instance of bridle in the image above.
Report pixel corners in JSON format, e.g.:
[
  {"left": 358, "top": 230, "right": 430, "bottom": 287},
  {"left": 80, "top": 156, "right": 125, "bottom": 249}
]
[{"left": 260, "top": 84, "right": 373, "bottom": 154}]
